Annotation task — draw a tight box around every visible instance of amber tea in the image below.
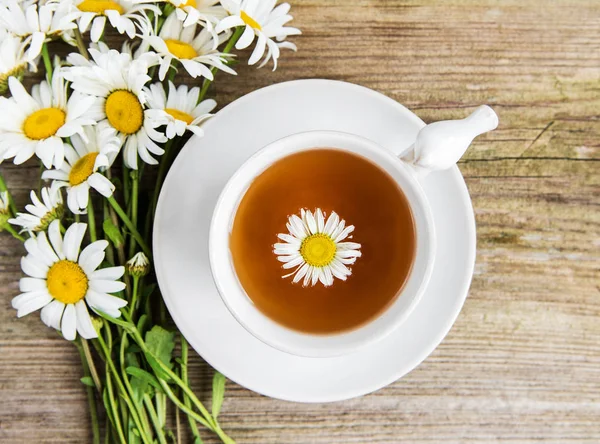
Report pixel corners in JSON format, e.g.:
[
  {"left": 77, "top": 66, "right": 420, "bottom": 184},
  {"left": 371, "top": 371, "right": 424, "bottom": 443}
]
[{"left": 230, "top": 149, "right": 416, "bottom": 334}]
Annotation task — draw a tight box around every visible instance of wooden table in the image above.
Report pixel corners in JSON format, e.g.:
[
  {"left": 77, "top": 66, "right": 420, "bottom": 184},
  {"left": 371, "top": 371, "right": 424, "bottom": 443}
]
[{"left": 1, "top": 1, "right": 599, "bottom": 442}]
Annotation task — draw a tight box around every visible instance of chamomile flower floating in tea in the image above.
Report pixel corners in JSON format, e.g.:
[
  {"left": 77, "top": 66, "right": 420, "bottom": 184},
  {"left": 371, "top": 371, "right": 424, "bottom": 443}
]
[
  {"left": 73, "top": 0, "right": 159, "bottom": 42},
  {"left": 143, "top": 13, "right": 236, "bottom": 81},
  {"left": 144, "top": 81, "right": 216, "bottom": 138},
  {"left": 12, "top": 220, "right": 127, "bottom": 340},
  {"left": 64, "top": 47, "right": 169, "bottom": 169},
  {"left": 274, "top": 208, "right": 362, "bottom": 287},
  {"left": 42, "top": 124, "right": 120, "bottom": 214},
  {"left": 0, "top": 0, "right": 81, "bottom": 57},
  {"left": 9, "top": 183, "right": 64, "bottom": 234},
  {"left": 217, "top": 0, "right": 301, "bottom": 68},
  {"left": 0, "top": 72, "right": 97, "bottom": 169},
  {"left": 0, "top": 29, "right": 38, "bottom": 94}
]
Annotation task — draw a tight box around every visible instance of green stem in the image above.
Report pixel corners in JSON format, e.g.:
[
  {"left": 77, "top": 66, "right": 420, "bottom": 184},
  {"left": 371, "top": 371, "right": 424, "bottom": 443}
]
[
  {"left": 198, "top": 27, "right": 244, "bottom": 102},
  {"left": 156, "top": 379, "right": 213, "bottom": 430},
  {"left": 77, "top": 341, "right": 101, "bottom": 444},
  {"left": 4, "top": 225, "right": 25, "bottom": 242},
  {"left": 87, "top": 200, "right": 97, "bottom": 242},
  {"left": 107, "top": 196, "right": 151, "bottom": 258},
  {"left": 103, "top": 200, "right": 115, "bottom": 265},
  {"left": 143, "top": 395, "right": 168, "bottom": 444},
  {"left": 82, "top": 339, "right": 102, "bottom": 392},
  {"left": 74, "top": 28, "right": 89, "bottom": 59},
  {"left": 104, "top": 358, "right": 127, "bottom": 444},
  {"left": 130, "top": 276, "right": 140, "bottom": 316},
  {"left": 97, "top": 330, "right": 152, "bottom": 444},
  {"left": 0, "top": 172, "right": 17, "bottom": 215},
  {"left": 181, "top": 336, "right": 202, "bottom": 442},
  {"left": 105, "top": 169, "right": 130, "bottom": 296},
  {"left": 128, "top": 170, "right": 139, "bottom": 258},
  {"left": 41, "top": 43, "right": 53, "bottom": 80},
  {"left": 119, "top": 333, "right": 152, "bottom": 440},
  {"left": 151, "top": 139, "right": 174, "bottom": 219}
]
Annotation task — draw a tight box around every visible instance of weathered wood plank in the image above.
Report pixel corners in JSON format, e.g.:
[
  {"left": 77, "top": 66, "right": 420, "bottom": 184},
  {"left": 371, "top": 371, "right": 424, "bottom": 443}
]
[{"left": 1, "top": 1, "right": 599, "bottom": 443}]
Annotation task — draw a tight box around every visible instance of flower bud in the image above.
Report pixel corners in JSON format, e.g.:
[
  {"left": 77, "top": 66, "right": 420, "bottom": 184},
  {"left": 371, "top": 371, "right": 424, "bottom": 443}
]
[{"left": 126, "top": 252, "right": 150, "bottom": 277}]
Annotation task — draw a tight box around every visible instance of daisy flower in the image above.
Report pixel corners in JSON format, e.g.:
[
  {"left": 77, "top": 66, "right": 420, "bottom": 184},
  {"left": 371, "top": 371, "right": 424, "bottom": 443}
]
[
  {"left": 143, "top": 13, "right": 236, "bottom": 81},
  {"left": 0, "top": 72, "right": 97, "bottom": 169},
  {"left": 274, "top": 208, "right": 362, "bottom": 287},
  {"left": 0, "top": 0, "right": 81, "bottom": 58},
  {"left": 0, "top": 29, "right": 38, "bottom": 94},
  {"left": 64, "top": 47, "right": 168, "bottom": 169},
  {"left": 9, "top": 183, "right": 64, "bottom": 234},
  {"left": 144, "top": 81, "right": 216, "bottom": 139},
  {"left": 73, "top": 0, "right": 160, "bottom": 42},
  {"left": 42, "top": 124, "right": 120, "bottom": 214},
  {"left": 171, "top": 0, "right": 228, "bottom": 29},
  {"left": 216, "top": 0, "right": 300, "bottom": 69},
  {"left": 11, "top": 220, "right": 127, "bottom": 340}
]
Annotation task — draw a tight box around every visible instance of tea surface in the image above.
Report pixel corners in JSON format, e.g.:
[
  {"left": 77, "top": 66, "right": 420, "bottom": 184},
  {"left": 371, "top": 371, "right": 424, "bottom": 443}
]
[{"left": 230, "top": 149, "right": 416, "bottom": 334}]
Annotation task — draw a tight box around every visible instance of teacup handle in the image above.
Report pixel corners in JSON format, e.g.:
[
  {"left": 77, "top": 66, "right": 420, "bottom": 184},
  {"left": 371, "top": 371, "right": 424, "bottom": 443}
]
[{"left": 401, "top": 105, "right": 499, "bottom": 176}]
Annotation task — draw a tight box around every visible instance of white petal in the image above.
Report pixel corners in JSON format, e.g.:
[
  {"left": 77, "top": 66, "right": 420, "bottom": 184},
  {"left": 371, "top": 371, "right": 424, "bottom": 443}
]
[
  {"left": 315, "top": 208, "right": 325, "bottom": 233},
  {"left": 292, "top": 263, "right": 309, "bottom": 283},
  {"left": 87, "top": 173, "right": 115, "bottom": 197},
  {"left": 334, "top": 225, "right": 355, "bottom": 243},
  {"left": 91, "top": 266, "right": 124, "bottom": 281},
  {"left": 41, "top": 299, "right": 65, "bottom": 330},
  {"left": 86, "top": 290, "right": 127, "bottom": 315},
  {"left": 16, "top": 292, "right": 53, "bottom": 318},
  {"left": 304, "top": 209, "right": 317, "bottom": 234},
  {"left": 323, "top": 212, "right": 339, "bottom": 236},
  {"left": 63, "top": 222, "right": 87, "bottom": 261},
  {"left": 21, "top": 255, "right": 48, "bottom": 279},
  {"left": 48, "top": 220, "right": 65, "bottom": 259},
  {"left": 61, "top": 303, "right": 77, "bottom": 340},
  {"left": 236, "top": 25, "right": 255, "bottom": 49},
  {"left": 75, "top": 300, "right": 98, "bottom": 339},
  {"left": 89, "top": 279, "right": 126, "bottom": 293},
  {"left": 281, "top": 256, "right": 304, "bottom": 269},
  {"left": 311, "top": 268, "right": 320, "bottom": 286},
  {"left": 19, "top": 277, "right": 47, "bottom": 293}
]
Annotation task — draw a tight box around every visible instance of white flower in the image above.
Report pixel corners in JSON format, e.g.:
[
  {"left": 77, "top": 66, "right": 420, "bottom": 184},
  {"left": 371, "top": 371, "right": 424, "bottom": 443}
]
[
  {"left": 12, "top": 220, "right": 127, "bottom": 341},
  {"left": 0, "top": 29, "right": 38, "bottom": 94},
  {"left": 144, "top": 81, "right": 216, "bottom": 139},
  {"left": 42, "top": 124, "right": 120, "bottom": 214},
  {"left": 9, "top": 183, "right": 64, "bottom": 233},
  {"left": 126, "top": 252, "right": 150, "bottom": 277},
  {"left": 171, "top": 0, "right": 228, "bottom": 29},
  {"left": 64, "top": 47, "right": 168, "bottom": 169},
  {"left": 216, "top": 0, "right": 300, "bottom": 69},
  {"left": 0, "top": 0, "right": 81, "bottom": 58},
  {"left": 274, "top": 208, "right": 362, "bottom": 287},
  {"left": 73, "top": 0, "right": 160, "bottom": 42},
  {"left": 143, "top": 13, "right": 236, "bottom": 81},
  {"left": 0, "top": 72, "right": 97, "bottom": 169}
]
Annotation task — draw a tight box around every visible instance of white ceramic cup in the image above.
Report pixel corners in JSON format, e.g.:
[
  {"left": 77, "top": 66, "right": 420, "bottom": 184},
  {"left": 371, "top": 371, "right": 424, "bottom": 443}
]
[{"left": 209, "top": 130, "right": 437, "bottom": 358}]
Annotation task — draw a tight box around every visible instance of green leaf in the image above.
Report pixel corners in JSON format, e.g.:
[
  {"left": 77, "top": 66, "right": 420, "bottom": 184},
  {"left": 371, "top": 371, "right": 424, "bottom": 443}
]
[
  {"left": 144, "top": 352, "right": 172, "bottom": 382},
  {"left": 194, "top": 437, "right": 203, "bottom": 444},
  {"left": 145, "top": 326, "right": 175, "bottom": 370},
  {"left": 126, "top": 343, "right": 142, "bottom": 354},
  {"left": 211, "top": 372, "right": 226, "bottom": 418},
  {"left": 80, "top": 376, "right": 95, "bottom": 387},
  {"left": 103, "top": 218, "right": 124, "bottom": 248},
  {"left": 136, "top": 314, "right": 148, "bottom": 335},
  {"left": 126, "top": 367, "right": 162, "bottom": 390}
]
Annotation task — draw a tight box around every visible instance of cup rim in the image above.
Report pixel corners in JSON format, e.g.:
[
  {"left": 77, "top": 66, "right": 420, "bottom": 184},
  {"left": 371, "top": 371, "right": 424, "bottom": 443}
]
[{"left": 209, "top": 130, "right": 436, "bottom": 358}]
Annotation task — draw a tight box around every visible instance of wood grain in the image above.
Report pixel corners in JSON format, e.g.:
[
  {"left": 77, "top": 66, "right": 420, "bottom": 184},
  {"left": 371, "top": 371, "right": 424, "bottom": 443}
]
[{"left": 1, "top": 0, "right": 599, "bottom": 442}]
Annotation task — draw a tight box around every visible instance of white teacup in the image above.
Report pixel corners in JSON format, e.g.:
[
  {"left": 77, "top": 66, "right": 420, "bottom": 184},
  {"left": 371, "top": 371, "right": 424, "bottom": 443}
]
[{"left": 209, "top": 107, "right": 498, "bottom": 358}]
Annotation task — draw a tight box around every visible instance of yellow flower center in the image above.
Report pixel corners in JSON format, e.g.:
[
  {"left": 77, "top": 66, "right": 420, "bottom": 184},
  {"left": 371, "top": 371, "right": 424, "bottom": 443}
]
[
  {"left": 165, "top": 108, "right": 194, "bottom": 125},
  {"left": 240, "top": 10, "right": 261, "bottom": 30},
  {"left": 22, "top": 107, "right": 66, "bottom": 140},
  {"left": 0, "top": 63, "right": 27, "bottom": 95},
  {"left": 69, "top": 152, "right": 99, "bottom": 186},
  {"left": 77, "top": 0, "right": 125, "bottom": 14},
  {"left": 47, "top": 260, "right": 89, "bottom": 305},
  {"left": 178, "top": 0, "right": 196, "bottom": 7},
  {"left": 300, "top": 234, "right": 337, "bottom": 268},
  {"left": 164, "top": 39, "right": 198, "bottom": 59},
  {"left": 105, "top": 90, "right": 144, "bottom": 135}
]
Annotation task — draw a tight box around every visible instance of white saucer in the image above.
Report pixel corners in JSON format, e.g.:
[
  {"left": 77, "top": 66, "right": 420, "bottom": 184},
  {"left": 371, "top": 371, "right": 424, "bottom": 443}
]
[{"left": 154, "top": 80, "right": 476, "bottom": 403}]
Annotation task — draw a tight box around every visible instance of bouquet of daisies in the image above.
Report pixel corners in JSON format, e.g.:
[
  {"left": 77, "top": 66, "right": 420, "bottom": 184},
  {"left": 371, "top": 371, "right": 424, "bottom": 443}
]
[{"left": 0, "top": 0, "right": 299, "bottom": 442}]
